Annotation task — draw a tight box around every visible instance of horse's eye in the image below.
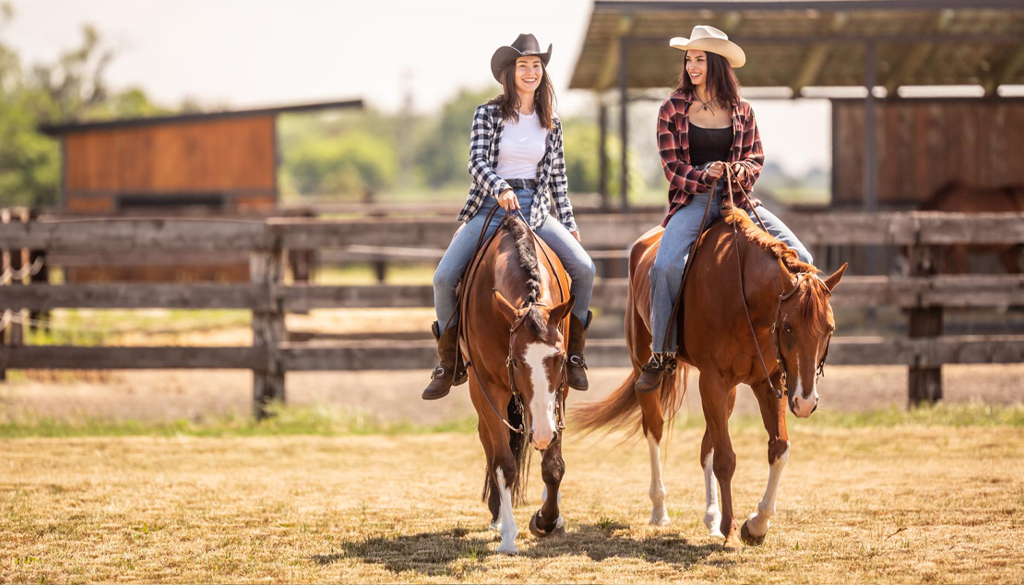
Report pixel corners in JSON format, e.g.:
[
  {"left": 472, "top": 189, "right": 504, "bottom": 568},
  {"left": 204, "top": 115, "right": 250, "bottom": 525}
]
[{"left": 784, "top": 323, "right": 793, "bottom": 334}]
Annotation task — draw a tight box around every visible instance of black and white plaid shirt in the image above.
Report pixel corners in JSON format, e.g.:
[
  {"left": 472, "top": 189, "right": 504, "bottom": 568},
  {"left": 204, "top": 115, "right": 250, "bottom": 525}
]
[{"left": 457, "top": 103, "right": 577, "bottom": 232}]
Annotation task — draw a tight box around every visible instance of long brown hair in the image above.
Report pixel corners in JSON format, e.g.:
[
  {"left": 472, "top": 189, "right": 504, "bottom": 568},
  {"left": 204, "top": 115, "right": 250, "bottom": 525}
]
[
  {"left": 488, "top": 58, "right": 556, "bottom": 129},
  {"left": 674, "top": 50, "right": 740, "bottom": 109}
]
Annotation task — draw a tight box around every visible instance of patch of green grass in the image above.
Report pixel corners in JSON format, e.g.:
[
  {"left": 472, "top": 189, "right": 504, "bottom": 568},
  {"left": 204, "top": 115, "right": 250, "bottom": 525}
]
[
  {"left": 1, "top": 402, "right": 1021, "bottom": 439},
  {"left": 24, "top": 309, "right": 251, "bottom": 346},
  {"left": 316, "top": 263, "right": 434, "bottom": 285},
  {"left": 668, "top": 401, "right": 1024, "bottom": 431},
  {"left": 0, "top": 404, "right": 478, "bottom": 439}
]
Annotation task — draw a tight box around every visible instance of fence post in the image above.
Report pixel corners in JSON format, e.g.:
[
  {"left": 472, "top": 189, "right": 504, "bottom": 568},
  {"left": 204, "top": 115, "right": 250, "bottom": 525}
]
[
  {"left": 251, "top": 231, "right": 285, "bottom": 419},
  {"left": 908, "top": 244, "right": 943, "bottom": 405},
  {"left": 0, "top": 208, "right": 8, "bottom": 382},
  {"left": 8, "top": 209, "right": 27, "bottom": 349}
]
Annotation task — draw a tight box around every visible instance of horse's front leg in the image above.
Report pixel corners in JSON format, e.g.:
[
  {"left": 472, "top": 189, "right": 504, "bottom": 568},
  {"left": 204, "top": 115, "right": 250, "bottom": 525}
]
[
  {"left": 700, "top": 374, "right": 741, "bottom": 548},
  {"left": 530, "top": 434, "right": 566, "bottom": 538},
  {"left": 741, "top": 375, "right": 791, "bottom": 546},
  {"left": 493, "top": 450, "right": 520, "bottom": 554}
]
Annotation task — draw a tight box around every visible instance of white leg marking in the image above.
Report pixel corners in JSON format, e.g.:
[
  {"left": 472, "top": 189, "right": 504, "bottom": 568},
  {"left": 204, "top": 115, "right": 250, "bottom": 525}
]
[
  {"left": 703, "top": 451, "right": 724, "bottom": 538},
  {"left": 524, "top": 343, "right": 559, "bottom": 451},
  {"left": 647, "top": 433, "right": 670, "bottom": 526},
  {"left": 495, "top": 468, "right": 519, "bottom": 554},
  {"left": 746, "top": 445, "right": 789, "bottom": 538}
]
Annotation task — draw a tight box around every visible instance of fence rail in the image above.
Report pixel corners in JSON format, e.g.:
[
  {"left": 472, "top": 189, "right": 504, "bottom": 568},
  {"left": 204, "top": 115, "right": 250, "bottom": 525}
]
[{"left": 2, "top": 210, "right": 1022, "bottom": 416}]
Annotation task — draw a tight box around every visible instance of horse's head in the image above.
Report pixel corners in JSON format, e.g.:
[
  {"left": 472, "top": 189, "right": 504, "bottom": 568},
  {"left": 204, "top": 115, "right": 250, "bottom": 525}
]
[
  {"left": 775, "top": 261, "right": 848, "bottom": 418},
  {"left": 494, "top": 291, "right": 576, "bottom": 451}
]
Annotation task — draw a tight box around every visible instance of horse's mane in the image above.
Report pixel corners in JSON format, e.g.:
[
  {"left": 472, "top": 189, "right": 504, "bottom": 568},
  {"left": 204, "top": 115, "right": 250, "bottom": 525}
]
[
  {"left": 501, "top": 217, "right": 546, "bottom": 336},
  {"left": 722, "top": 207, "right": 815, "bottom": 274},
  {"left": 722, "top": 208, "right": 833, "bottom": 321}
]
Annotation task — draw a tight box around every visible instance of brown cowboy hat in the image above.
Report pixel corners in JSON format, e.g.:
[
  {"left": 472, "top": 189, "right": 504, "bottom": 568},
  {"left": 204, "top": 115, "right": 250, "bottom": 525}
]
[{"left": 490, "top": 33, "right": 552, "bottom": 82}]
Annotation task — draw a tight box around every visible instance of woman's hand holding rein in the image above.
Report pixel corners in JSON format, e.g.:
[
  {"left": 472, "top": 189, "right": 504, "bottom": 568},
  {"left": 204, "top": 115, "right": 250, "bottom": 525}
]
[{"left": 497, "top": 189, "right": 520, "bottom": 211}]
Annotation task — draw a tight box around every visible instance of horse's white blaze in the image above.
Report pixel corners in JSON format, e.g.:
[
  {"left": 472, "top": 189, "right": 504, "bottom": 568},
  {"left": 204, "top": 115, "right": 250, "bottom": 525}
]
[
  {"left": 703, "top": 451, "right": 724, "bottom": 537},
  {"left": 647, "top": 433, "right": 670, "bottom": 526},
  {"left": 792, "top": 375, "right": 818, "bottom": 418},
  {"left": 524, "top": 342, "right": 559, "bottom": 451},
  {"left": 494, "top": 468, "right": 519, "bottom": 554},
  {"left": 746, "top": 444, "right": 789, "bottom": 538}
]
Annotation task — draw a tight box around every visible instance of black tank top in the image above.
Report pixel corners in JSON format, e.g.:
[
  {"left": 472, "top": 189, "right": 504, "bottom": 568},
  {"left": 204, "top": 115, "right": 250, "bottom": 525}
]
[{"left": 689, "top": 123, "right": 733, "bottom": 167}]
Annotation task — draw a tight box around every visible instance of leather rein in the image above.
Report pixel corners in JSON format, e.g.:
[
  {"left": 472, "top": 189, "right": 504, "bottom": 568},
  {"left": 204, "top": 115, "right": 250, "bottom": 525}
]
[
  {"left": 666, "top": 165, "right": 833, "bottom": 400},
  {"left": 456, "top": 204, "right": 569, "bottom": 435}
]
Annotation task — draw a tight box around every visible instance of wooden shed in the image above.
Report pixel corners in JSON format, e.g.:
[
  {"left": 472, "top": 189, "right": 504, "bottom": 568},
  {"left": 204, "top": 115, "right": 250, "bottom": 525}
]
[
  {"left": 40, "top": 99, "right": 363, "bottom": 217},
  {"left": 38, "top": 99, "right": 362, "bottom": 282}
]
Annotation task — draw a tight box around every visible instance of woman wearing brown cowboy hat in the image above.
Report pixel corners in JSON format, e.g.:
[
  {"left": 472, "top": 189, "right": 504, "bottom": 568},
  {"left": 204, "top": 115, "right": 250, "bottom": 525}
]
[
  {"left": 422, "top": 33, "right": 596, "bottom": 401},
  {"left": 635, "top": 25, "right": 815, "bottom": 392}
]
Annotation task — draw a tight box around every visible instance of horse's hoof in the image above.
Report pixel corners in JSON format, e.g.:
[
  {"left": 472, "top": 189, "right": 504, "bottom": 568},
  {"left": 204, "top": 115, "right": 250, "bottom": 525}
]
[
  {"left": 496, "top": 542, "right": 519, "bottom": 555},
  {"left": 740, "top": 519, "right": 766, "bottom": 546},
  {"left": 723, "top": 533, "right": 744, "bottom": 550},
  {"left": 649, "top": 513, "right": 671, "bottom": 526},
  {"left": 529, "top": 511, "right": 565, "bottom": 538}
]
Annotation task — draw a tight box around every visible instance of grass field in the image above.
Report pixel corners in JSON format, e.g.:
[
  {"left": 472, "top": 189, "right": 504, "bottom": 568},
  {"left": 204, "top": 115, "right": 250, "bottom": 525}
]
[{"left": 2, "top": 406, "right": 1023, "bottom": 584}]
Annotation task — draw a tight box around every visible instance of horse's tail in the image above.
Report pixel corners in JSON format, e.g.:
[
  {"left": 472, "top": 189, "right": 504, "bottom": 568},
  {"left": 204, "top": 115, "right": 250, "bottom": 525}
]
[
  {"left": 570, "top": 370, "right": 642, "bottom": 436},
  {"left": 570, "top": 360, "right": 689, "bottom": 438}
]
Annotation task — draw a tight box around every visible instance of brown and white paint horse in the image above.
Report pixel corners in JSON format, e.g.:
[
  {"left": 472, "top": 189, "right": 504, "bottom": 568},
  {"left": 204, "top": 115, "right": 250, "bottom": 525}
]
[
  {"left": 573, "top": 208, "right": 846, "bottom": 548},
  {"left": 460, "top": 215, "right": 575, "bottom": 554}
]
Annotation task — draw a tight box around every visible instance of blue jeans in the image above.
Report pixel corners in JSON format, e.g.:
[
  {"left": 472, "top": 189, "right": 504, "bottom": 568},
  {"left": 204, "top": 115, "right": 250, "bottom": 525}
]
[
  {"left": 433, "top": 188, "right": 595, "bottom": 334},
  {"left": 649, "top": 185, "right": 813, "bottom": 353}
]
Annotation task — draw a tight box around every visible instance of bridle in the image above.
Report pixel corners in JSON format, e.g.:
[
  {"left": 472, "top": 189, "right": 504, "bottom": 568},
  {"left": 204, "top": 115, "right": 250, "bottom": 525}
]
[
  {"left": 457, "top": 205, "right": 570, "bottom": 436},
  {"left": 771, "top": 272, "right": 835, "bottom": 397}
]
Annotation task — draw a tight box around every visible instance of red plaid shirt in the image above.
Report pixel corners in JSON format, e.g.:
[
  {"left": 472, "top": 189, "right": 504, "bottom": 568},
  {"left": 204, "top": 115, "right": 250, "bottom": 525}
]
[{"left": 658, "top": 90, "right": 764, "bottom": 227}]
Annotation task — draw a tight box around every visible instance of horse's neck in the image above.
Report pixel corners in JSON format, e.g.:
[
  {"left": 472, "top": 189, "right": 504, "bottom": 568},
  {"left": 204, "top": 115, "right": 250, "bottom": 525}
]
[{"left": 739, "top": 239, "right": 785, "bottom": 320}]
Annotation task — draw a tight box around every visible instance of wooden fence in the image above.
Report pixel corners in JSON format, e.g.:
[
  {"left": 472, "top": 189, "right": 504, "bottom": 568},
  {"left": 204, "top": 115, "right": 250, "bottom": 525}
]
[{"left": 1, "top": 211, "right": 1022, "bottom": 417}]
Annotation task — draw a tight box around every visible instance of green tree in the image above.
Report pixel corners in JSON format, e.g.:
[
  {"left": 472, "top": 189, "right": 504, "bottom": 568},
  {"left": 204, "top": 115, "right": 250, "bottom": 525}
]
[
  {"left": 0, "top": 7, "right": 167, "bottom": 207},
  {"left": 414, "top": 87, "right": 495, "bottom": 189},
  {"left": 284, "top": 130, "right": 397, "bottom": 196}
]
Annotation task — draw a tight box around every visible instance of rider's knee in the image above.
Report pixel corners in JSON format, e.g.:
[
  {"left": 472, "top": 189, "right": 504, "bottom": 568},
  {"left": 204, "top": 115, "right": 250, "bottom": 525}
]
[{"left": 433, "top": 266, "right": 458, "bottom": 291}]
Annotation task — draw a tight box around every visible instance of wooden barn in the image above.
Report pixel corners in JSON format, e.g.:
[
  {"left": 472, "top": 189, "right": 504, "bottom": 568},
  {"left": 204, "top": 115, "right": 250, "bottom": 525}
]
[
  {"left": 570, "top": 0, "right": 1024, "bottom": 272},
  {"left": 570, "top": 0, "right": 1024, "bottom": 209},
  {"left": 38, "top": 99, "right": 362, "bottom": 281}
]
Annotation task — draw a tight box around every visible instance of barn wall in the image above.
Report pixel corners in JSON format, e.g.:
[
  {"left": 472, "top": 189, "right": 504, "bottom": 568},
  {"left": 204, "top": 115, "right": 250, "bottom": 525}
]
[
  {"left": 63, "top": 115, "right": 276, "bottom": 205},
  {"left": 832, "top": 99, "right": 1024, "bottom": 208}
]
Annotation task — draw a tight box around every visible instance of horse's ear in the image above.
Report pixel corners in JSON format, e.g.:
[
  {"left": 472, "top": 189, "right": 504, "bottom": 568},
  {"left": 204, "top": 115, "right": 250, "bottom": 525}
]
[
  {"left": 823, "top": 262, "right": 848, "bottom": 291},
  {"left": 548, "top": 295, "right": 576, "bottom": 325},
  {"left": 778, "top": 258, "right": 798, "bottom": 295},
  {"left": 493, "top": 290, "right": 521, "bottom": 325}
]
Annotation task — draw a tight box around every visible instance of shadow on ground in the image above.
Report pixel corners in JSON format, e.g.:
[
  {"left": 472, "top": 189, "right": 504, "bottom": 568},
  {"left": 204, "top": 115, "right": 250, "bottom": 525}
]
[{"left": 314, "top": 523, "right": 729, "bottom": 577}]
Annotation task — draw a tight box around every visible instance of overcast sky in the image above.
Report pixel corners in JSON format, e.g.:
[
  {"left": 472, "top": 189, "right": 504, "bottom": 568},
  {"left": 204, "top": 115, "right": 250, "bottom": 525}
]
[{"left": 6, "top": 0, "right": 831, "bottom": 174}]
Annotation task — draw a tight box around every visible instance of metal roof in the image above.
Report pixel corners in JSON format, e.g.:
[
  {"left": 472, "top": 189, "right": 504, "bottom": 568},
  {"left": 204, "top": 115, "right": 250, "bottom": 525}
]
[
  {"left": 570, "top": 0, "right": 1024, "bottom": 92},
  {"left": 39, "top": 98, "right": 364, "bottom": 136}
]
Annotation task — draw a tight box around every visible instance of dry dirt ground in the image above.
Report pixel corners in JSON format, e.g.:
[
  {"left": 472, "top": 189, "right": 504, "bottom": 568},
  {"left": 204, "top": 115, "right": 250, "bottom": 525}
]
[{"left": 2, "top": 427, "right": 1023, "bottom": 583}]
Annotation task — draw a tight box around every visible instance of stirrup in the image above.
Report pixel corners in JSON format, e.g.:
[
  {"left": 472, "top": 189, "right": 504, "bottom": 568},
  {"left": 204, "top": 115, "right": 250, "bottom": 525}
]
[
  {"left": 430, "top": 364, "right": 451, "bottom": 380},
  {"left": 568, "top": 354, "right": 588, "bottom": 370}
]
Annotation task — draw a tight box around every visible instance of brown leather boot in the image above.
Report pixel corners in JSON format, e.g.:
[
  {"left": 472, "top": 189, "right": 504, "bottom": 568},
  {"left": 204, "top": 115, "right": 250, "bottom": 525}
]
[
  {"left": 566, "top": 311, "right": 592, "bottom": 391},
  {"left": 635, "top": 352, "right": 677, "bottom": 394},
  {"left": 422, "top": 321, "right": 459, "bottom": 400}
]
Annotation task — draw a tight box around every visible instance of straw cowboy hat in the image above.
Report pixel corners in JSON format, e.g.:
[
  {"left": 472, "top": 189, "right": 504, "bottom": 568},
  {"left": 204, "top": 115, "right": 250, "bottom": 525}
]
[
  {"left": 670, "top": 25, "right": 746, "bottom": 68},
  {"left": 491, "top": 33, "right": 552, "bottom": 82}
]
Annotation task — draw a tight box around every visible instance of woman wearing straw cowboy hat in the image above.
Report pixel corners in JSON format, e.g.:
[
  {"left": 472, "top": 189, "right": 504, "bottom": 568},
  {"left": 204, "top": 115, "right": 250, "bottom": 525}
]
[
  {"left": 422, "top": 33, "right": 596, "bottom": 401},
  {"left": 635, "top": 25, "right": 814, "bottom": 392}
]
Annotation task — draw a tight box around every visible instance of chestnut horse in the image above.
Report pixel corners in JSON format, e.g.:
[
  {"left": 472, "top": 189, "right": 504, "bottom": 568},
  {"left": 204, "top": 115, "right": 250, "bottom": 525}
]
[
  {"left": 460, "top": 214, "right": 575, "bottom": 555},
  {"left": 918, "top": 181, "right": 1024, "bottom": 274},
  {"left": 573, "top": 206, "right": 847, "bottom": 549}
]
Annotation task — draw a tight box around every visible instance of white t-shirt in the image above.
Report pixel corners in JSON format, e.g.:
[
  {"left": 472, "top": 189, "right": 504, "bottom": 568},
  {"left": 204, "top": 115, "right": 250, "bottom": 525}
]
[{"left": 495, "top": 110, "right": 548, "bottom": 180}]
